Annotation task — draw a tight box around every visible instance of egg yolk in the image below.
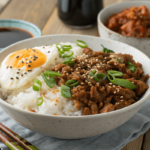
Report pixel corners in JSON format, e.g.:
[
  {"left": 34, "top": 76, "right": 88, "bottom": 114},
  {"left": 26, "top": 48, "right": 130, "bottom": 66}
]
[{"left": 6, "top": 49, "right": 47, "bottom": 71}]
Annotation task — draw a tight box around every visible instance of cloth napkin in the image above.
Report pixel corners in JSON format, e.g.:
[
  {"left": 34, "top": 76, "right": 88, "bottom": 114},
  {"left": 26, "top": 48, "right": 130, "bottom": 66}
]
[{"left": 1, "top": 98, "right": 150, "bottom": 150}]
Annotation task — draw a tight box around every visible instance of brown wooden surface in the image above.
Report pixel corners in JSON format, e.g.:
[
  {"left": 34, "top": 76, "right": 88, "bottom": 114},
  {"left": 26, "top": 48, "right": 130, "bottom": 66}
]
[
  {"left": 142, "top": 128, "right": 150, "bottom": 150},
  {"left": 0, "top": 0, "right": 148, "bottom": 150},
  {"left": 0, "top": 0, "right": 57, "bottom": 29}
]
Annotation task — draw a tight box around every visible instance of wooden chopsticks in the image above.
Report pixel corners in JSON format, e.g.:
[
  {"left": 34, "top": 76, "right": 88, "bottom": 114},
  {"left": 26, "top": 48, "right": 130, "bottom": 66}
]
[{"left": 0, "top": 123, "right": 39, "bottom": 150}]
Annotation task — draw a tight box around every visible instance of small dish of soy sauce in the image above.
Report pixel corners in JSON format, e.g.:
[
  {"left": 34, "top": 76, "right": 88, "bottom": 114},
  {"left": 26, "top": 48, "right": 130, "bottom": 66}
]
[{"left": 0, "top": 19, "right": 41, "bottom": 50}]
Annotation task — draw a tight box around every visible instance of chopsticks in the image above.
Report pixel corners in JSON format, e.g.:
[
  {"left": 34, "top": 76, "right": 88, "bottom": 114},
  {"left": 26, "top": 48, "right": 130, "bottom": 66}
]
[{"left": 0, "top": 123, "right": 39, "bottom": 150}]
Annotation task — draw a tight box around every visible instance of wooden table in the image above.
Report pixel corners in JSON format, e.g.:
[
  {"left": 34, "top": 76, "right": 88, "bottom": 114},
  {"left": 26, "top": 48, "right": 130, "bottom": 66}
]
[{"left": 0, "top": 0, "right": 149, "bottom": 150}]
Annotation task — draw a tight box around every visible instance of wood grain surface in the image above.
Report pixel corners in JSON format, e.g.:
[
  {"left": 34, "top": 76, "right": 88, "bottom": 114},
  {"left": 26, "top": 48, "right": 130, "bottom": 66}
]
[
  {"left": 42, "top": 7, "right": 98, "bottom": 36},
  {"left": 0, "top": 0, "right": 57, "bottom": 29},
  {"left": 142, "top": 129, "right": 150, "bottom": 150},
  {"left": 0, "top": 0, "right": 147, "bottom": 150}
]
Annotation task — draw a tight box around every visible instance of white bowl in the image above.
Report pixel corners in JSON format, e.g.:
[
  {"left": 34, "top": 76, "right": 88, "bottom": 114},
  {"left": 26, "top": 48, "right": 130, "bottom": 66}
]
[
  {"left": 0, "top": 34, "right": 150, "bottom": 139},
  {"left": 97, "top": 1, "right": 150, "bottom": 57}
]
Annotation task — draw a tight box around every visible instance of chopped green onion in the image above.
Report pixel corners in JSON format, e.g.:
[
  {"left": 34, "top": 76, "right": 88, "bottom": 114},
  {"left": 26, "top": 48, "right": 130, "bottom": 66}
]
[
  {"left": 36, "top": 97, "right": 43, "bottom": 106},
  {"left": 44, "top": 70, "right": 61, "bottom": 77},
  {"left": 61, "top": 51, "right": 74, "bottom": 58},
  {"left": 62, "top": 45, "right": 72, "bottom": 51},
  {"left": 76, "top": 40, "right": 87, "bottom": 48},
  {"left": 93, "top": 73, "right": 107, "bottom": 83},
  {"left": 62, "top": 57, "right": 75, "bottom": 66},
  {"left": 128, "top": 62, "right": 133, "bottom": 66},
  {"left": 89, "top": 70, "right": 96, "bottom": 77},
  {"left": 107, "top": 72, "right": 136, "bottom": 90},
  {"left": 101, "top": 44, "right": 114, "bottom": 53},
  {"left": 61, "top": 84, "right": 72, "bottom": 98},
  {"left": 56, "top": 44, "right": 62, "bottom": 51},
  {"left": 117, "top": 58, "right": 120, "bottom": 63},
  {"left": 33, "top": 79, "right": 42, "bottom": 91},
  {"left": 89, "top": 71, "right": 106, "bottom": 83},
  {"left": 128, "top": 62, "right": 136, "bottom": 73},
  {"left": 107, "top": 70, "right": 123, "bottom": 77},
  {"left": 65, "top": 80, "right": 79, "bottom": 87},
  {"left": 56, "top": 44, "right": 64, "bottom": 57},
  {"left": 41, "top": 73, "right": 56, "bottom": 88}
]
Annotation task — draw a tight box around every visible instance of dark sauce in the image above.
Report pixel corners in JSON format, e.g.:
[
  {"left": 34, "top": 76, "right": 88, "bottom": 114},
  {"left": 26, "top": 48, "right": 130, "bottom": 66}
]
[
  {"left": 0, "top": 27, "right": 33, "bottom": 47},
  {"left": 58, "top": 0, "right": 103, "bottom": 27}
]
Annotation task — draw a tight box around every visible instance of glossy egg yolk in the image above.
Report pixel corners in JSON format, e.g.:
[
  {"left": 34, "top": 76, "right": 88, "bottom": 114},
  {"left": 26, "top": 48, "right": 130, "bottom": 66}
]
[{"left": 6, "top": 49, "right": 47, "bottom": 71}]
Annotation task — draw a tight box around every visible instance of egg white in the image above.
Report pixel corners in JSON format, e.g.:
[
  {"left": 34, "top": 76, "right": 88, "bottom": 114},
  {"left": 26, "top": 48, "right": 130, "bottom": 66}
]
[
  {"left": 0, "top": 42, "right": 83, "bottom": 90},
  {"left": 0, "top": 45, "right": 59, "bottom": 90}
]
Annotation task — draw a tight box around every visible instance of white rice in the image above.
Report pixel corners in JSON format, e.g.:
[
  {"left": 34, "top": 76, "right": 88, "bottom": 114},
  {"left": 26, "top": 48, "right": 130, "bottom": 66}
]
[{"left": 0, "top": 42, "right": 84, "bottom": 116}]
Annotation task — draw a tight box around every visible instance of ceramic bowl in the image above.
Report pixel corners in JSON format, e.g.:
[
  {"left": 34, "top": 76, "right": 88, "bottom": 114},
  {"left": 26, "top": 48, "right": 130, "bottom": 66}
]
[
  {"left": 0, "top": 19, "right": 41, "bottom": 49},
  {"left": 97, "top": 1, "right": 150, "bottom": 57},
  {"left": 0, "top": 34, "right": 150, "bottom": 139}
]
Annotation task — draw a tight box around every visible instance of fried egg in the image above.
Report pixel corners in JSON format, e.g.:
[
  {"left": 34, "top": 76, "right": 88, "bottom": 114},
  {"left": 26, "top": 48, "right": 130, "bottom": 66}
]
[{"left": 0, "top": 46, "right": 59, "bottom": 90}]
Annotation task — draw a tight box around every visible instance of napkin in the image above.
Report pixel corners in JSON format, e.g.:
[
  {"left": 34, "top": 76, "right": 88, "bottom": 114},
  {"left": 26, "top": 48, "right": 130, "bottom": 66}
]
[{"left": 1, "top": 98, "right": 150, "bottom": 150}]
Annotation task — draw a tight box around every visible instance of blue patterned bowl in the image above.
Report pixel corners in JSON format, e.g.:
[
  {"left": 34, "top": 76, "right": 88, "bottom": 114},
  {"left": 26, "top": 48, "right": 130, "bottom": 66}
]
[{"left": 0, "top": 19, "right": 41, "bottom": 49}]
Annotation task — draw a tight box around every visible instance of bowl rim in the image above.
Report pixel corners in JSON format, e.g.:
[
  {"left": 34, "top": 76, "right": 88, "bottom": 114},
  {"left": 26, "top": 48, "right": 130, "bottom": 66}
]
[
  {"left": 0, "top": 19, "right": 42, "bottom": 37},
  {"left": 97, "top": 1, "right": 150, "bottom": 40},
  {"left": 0, "top": 34, "right": 150, "bottom": 119}
]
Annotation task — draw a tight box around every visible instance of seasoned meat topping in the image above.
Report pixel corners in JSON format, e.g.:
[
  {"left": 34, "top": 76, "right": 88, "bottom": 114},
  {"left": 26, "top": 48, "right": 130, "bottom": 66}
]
[{"left": 52, "top": 48, "right": 149, "bottom": 115}]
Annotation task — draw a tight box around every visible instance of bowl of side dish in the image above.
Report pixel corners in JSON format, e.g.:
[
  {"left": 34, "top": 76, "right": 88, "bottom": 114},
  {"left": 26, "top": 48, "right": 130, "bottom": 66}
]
[
  {"left": 97, "top": 1, "right": 150, "bottom": 57},
  {"left": 0, "top": 34, "right": 150, "bottom": 139}
]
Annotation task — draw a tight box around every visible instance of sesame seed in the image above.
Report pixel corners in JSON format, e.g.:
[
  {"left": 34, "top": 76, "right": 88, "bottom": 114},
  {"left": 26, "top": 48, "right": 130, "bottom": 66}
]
[
  {"left": 21, "top": 74, "right": 23, "bottom": 77},
  {"left": 16, "top": 77, "right": 19, "bottom": 79},
  {"left": 48, "top": 51, "right": 50, "bottom": 53},
  {"left": 22, "top": 61, "right": 24, "bottom": 63},
  {"left": 18, "top": 69, "right": 20, "bottom": 70},
  {"left": 33, "top": 59, "right": 36, "bottom": 61},
  {"left": 29, "top": 61, "right": 32, "bottom": 63},
  {"left": 25, "top": 58, "right": 28, "bottom": 60},
  {"left": 24, "top": 72, "right": 27, "bottom": 74},
  {"left": 28, "top": 65, "right": 31, "bottom": 67},
  {"left": 16, "top": 56, "right": 19, "bottom": 58},
  {"left": 16, "top": 72, "right": 19, "bottom": 74},
  {"left": 27, "top": 70, "right": 32, "bottom": 72},
  {"left": 114, "top": 91, "right": 116, "bottom": 94},
  {"left": 10, "top": 78, "right": 13, "bottom": 80},
  {"left": 10, "top": 66, "right": 12, "bottom": 68},
  {"left": 7, "top": 66, "right": 9, "bottom": 69},
  {"left": 113, "top": 85, "right": 116, "bottom": 87}
]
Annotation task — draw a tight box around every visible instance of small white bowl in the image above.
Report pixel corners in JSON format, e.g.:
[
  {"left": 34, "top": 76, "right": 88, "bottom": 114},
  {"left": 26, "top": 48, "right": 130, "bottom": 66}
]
[
  {"left": 0, "top": 34, "right": 150, "bottom": 139},
  {"left": 97, "top": 1, "right": 150, "bottom": 57}
]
